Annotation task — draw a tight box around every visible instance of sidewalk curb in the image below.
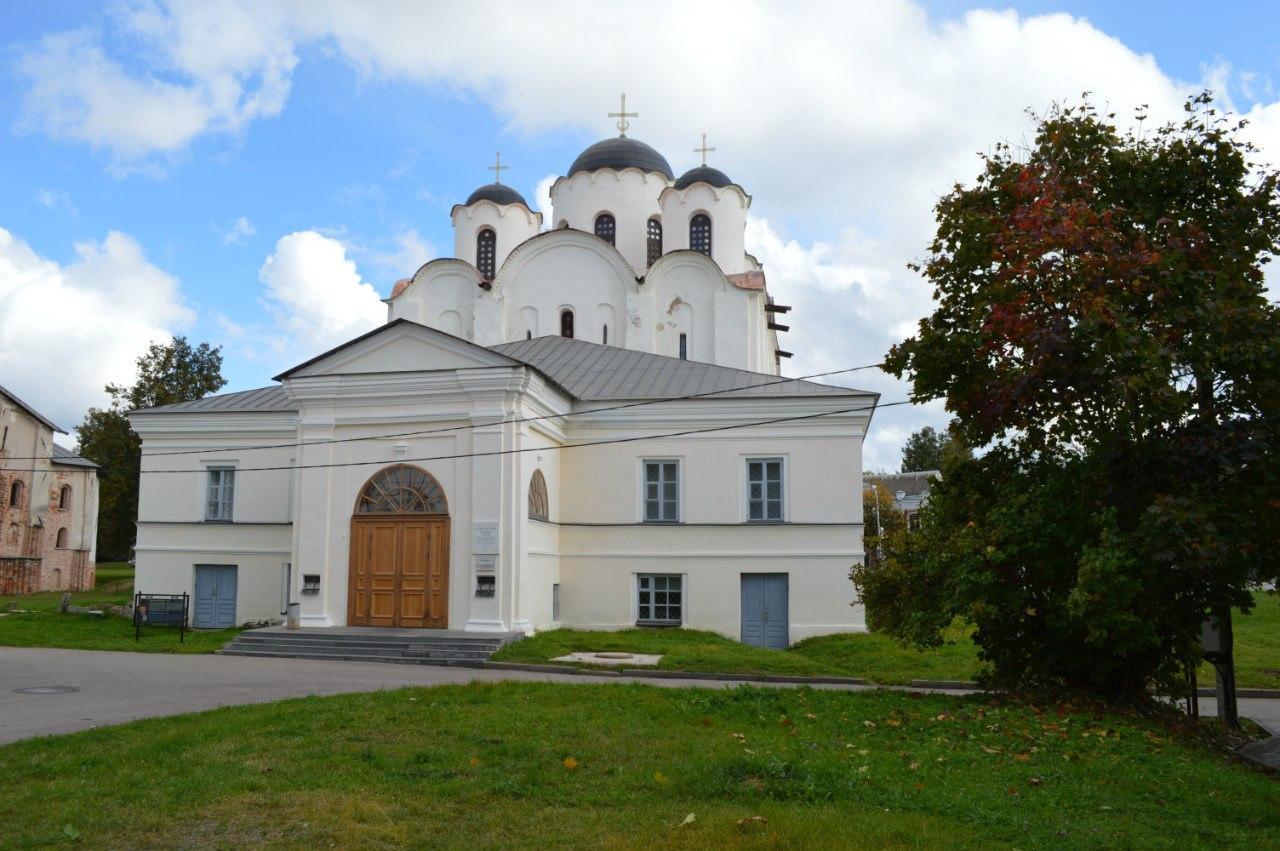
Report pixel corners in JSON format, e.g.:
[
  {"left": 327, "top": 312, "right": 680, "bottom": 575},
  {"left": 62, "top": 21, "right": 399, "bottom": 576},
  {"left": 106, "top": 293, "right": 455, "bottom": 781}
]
[
  {"left": 484, "top": 664, "right": 1280, "bottom": 698},
  {"left": 909, "top": 679, "right": 1280, "bottom": 699}
]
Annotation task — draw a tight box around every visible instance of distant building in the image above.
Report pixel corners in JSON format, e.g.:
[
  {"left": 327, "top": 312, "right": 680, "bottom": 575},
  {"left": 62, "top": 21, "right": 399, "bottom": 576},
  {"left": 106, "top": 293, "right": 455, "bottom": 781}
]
[
  {"left": 0, "top": 385, "right": 99, "bottom": 594},
  {"left": 867, "top": 470, "right": 940, "bottom": 530}
]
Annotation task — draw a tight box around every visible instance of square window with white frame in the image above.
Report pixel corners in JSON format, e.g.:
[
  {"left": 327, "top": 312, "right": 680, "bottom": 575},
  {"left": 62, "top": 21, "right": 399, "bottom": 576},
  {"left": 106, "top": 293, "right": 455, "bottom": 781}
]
[
  {"left": 642, "top": 459, "right": 680, "bottom": 523},
  {"left": 746, "top": 457, "right": 784, "bottom": 522},
  {"left": 637, "top": 574, "right": 682, "bottom": 624},
  {"left": 206, "top": 466, "right": 235, "bottom": 521}
]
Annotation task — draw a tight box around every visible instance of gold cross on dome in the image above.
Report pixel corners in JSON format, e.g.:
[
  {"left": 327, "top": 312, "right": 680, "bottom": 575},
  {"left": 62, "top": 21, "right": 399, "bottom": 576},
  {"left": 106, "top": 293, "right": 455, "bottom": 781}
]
[
  {"left": 608, "top": 93, "right": 637, "bottom": 137},
  {"left": 694, "top": 133, "right": 716, "bottom": 166},
  {"left": 487, "top": 151, "right": 507, "bottom": 184}
]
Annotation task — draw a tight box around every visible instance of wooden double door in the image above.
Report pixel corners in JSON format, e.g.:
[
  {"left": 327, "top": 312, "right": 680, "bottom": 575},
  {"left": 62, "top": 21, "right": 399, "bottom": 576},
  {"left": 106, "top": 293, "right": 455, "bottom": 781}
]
[{"left": 348, "top": 517, "right": 450, "bottom": 628}]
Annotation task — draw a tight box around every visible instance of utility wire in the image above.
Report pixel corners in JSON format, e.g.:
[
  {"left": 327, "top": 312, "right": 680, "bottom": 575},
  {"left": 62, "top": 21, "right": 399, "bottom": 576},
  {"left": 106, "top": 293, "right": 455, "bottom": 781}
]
[
  {"left": 10, "top": 360, "right": 886, "bottom": 462},
  {"left": 1, "top": 399, "right": 912, "bottom": 476}
]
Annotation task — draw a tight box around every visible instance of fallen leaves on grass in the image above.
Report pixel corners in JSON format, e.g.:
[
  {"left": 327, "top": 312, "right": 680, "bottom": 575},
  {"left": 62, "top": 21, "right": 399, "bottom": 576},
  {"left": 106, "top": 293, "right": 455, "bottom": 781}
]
[
  {"left": 563, "top": 757, "right": 579, "bottom": 770},
  {"left": 679, "top": 813, "right": 696, "bottom": 827}
]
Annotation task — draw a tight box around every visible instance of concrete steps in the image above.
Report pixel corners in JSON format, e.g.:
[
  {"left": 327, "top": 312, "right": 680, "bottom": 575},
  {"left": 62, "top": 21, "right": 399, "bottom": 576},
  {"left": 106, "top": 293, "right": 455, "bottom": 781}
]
[{"left": 219, "top": 627, "right": 521, "bottom": 667}]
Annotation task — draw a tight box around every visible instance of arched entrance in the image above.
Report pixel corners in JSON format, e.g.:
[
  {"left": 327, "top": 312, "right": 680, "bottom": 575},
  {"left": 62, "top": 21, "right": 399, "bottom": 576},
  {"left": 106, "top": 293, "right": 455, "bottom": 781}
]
[{"left": 348, "top": 465, "right": 450, "bottom": 628}]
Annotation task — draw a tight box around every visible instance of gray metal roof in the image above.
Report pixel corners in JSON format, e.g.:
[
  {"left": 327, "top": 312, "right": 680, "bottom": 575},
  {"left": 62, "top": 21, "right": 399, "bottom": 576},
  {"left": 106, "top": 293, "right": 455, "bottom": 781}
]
[
  {"left": 569, "top": 136, "right": 674, "bottom": 179},
  {"left": 0, "top": 383, "right": 64, "bottom": 433},
  {"left": 465, "top": 182, "right": 529, "bottom": 208},
  {"left": 674, "top": 165, "right": 736, "bottom": 190},
  {"left": 50, "top": 444, "right": 98, "bottom": 468},
  {"left": 868, "top": 470, "right": 941, "bottom": 499},
  {"left": 134, "top": 332, "right": 871, "bottom": 417},
  {"left": 491, "top": 336, "right": 873, "bottom": 401},
  {"left": 133, "top": 385, "right": 296, "bottom": 415}
]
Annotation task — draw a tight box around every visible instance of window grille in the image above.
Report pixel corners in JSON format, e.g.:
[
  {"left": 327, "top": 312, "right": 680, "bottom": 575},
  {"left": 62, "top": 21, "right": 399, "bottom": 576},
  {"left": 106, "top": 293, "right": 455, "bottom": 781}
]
[
  {"left": 746, "top": 458, "right": 784, "bottom": 522},
  {"left": 690, "top": 214, "right": 712, "bottom": 256},
  {"left": 637, "top": 574, "right": 682, "bottom": 624},
  {"left": 356, "top": 465, "right": 447, "bottom": 514},
  {"left": 647, "top": 218, "right": 663, "bottom": 265},
  {"left": 594, "top": 213, "right": 616, "bottom": 245},
  {"left": 476, "top": 228, "right": 497, "bottom": 278},
  {"left": 643, "top": 461, "right": 679, "bottom": 522}
]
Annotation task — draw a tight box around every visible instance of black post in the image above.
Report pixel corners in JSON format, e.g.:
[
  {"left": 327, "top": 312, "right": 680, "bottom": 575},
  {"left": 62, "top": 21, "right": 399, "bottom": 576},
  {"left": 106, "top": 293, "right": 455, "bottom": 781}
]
[
  {"left": 1214, "top": 609, "right": 1238, "bottom": 728},
  {"left": 180, "top": 593, "right": 188, "bottom": 644},
  {"left": 134, "top": 592, "right": 140, "bottom": 642},
  {"left": 1186, "top": 660, "right": 1199, "bottom": 720}
]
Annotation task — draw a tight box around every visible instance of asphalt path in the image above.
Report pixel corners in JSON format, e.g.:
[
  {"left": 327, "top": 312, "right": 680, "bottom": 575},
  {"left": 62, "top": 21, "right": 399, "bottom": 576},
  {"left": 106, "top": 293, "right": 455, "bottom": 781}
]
[{"left": 1, "top": 647, "right": 1276, "bottom": 744}]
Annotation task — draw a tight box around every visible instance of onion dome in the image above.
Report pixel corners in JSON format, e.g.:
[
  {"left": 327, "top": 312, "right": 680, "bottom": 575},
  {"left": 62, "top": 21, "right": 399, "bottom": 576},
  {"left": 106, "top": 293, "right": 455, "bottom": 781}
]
[
  {"left": 673, "top": 165, "right": 735, "bottom": 190},
  {"left": 465, "top": 183, "right": 529, "bottom": 207},
  {"left": 568, "top": 137, "right": 674, "bottom": 179}
]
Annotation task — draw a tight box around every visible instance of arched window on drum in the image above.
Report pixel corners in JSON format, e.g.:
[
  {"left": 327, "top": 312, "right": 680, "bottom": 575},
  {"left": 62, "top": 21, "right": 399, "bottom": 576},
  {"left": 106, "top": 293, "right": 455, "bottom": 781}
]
[
  {"left": 689, "top": 214, "right": 712, "bottom": 256},
  {"left": 646, "top": 218, "right": 663, "bottom": 266},
  {"left": 476, "top": 228, "right": 497, "bottom": 278},
  {"left": 594, "top": 213, "right": 616, "bottom": 246}
]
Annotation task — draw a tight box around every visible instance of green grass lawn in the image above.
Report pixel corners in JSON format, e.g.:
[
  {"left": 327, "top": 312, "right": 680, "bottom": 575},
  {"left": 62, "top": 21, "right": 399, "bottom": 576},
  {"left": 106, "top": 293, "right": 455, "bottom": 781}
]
[
  {"left": 0, "top": 683, "right": 1272, "bottom": 848},
  {"left": 496, "top": 593, "right": 1279, "bottom": 689},
  {"left": 0, "top": 562, "right": 238, "bottom": 654}
]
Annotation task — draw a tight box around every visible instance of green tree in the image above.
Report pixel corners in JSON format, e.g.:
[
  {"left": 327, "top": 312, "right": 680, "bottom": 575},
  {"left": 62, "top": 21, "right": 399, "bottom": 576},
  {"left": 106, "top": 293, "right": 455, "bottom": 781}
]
[
  {"left": 900, "top": 424, "right": 969, "bottom": 472},
  {"left": 857, "top": 95, "right": 1280, "bottom": 697},
  {"left": 76, "top": 338, "right": 226, "bottom": 560}
]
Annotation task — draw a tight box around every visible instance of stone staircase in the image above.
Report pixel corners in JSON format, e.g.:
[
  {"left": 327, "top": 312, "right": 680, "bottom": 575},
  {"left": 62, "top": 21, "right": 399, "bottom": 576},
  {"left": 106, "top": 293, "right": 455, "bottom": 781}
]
[{"left": 219, "top": 626, "right": 523, "bottom": 667}]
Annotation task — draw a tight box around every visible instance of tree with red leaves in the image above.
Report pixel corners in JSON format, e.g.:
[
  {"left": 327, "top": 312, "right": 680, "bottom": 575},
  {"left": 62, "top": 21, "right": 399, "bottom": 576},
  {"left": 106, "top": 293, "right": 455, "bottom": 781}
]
[{"left": 857, "top": 95, "right": 1280, "bottom": 698}]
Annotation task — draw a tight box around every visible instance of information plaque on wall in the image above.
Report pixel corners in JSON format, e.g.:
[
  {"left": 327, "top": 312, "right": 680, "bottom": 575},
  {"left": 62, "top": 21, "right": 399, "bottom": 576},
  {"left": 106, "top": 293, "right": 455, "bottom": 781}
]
[
  {"left": 472, "top": 523, "right": 499, "bottom": 555},
  {"left": 474, "top": 554, "right": 497, "bottom": 573}
]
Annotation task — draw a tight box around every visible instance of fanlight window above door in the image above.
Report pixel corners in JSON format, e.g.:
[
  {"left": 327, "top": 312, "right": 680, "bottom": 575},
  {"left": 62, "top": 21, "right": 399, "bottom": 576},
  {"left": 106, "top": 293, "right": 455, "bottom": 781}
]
[{"left": 356, "top": 465, "right": 448, "bottom": 514}]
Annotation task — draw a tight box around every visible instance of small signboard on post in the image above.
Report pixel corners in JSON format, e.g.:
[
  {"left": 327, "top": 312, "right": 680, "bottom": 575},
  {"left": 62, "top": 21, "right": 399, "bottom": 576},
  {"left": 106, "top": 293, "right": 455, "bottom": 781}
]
[{"left": 134, "top": 592, "right": 189, "bottom": 643}]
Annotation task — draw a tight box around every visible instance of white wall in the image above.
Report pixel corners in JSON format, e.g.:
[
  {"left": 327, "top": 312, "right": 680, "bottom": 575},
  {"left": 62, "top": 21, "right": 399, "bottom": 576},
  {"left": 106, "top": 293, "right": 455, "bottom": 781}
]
[{"left": 130, "top": 409, "right": 298, "bottom": 625}]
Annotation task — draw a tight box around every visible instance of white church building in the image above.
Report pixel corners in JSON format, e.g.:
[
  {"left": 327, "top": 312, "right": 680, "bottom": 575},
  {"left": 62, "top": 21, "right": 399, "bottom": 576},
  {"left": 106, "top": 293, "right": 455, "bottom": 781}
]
[{"left": 130, "top": 110, "right": 875, "bottom": 647}]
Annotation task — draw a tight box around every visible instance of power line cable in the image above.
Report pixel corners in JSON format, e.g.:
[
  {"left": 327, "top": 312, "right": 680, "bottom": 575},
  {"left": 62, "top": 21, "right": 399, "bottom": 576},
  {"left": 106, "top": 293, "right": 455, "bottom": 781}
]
[{"left": 1, "top": 398, "right": 913, "bottom": 476}]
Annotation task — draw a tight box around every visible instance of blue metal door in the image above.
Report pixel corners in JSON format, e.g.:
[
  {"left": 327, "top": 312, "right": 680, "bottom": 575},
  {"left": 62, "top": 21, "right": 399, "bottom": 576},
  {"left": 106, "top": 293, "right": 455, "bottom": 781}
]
[
  {"left": 741, "top": 573, "right": 789, "bottom": 649},
  {"left": 194, "top": 565, "right": 237, "bottom": 628}
]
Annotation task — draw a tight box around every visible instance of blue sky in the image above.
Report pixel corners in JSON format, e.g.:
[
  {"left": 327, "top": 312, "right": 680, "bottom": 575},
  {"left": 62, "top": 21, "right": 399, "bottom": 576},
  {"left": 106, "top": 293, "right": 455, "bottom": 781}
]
[{"left": 2, "top": 1, "right": 1277, "bottom": 468}]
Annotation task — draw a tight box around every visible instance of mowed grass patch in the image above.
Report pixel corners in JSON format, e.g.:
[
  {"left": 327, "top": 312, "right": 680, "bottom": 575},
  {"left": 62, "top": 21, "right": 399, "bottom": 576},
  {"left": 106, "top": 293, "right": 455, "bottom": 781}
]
[
  {"left": 499, "top": 593, "right": 1278, "bottom": 689},
  {"left": 0, "top": 562, "right": 238, "bottom": 653},
  {"left": 1, "top": 683, "right": 1275, "bottom": 849},
  {"left": 491, "top": 627, "right": 837, "bottom": 677}
]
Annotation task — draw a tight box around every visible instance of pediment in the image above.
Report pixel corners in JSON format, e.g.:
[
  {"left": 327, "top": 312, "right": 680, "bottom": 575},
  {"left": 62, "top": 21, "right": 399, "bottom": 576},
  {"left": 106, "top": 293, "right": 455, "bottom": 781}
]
[{"left": 274, "top": 319, "right": 517, "bottom": 380}]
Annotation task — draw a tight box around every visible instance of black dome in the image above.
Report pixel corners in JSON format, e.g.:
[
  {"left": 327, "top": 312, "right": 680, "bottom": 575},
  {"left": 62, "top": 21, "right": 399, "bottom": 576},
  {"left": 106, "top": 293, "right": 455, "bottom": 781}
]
[
  {"left": 465, "top": 183, "right": 529, "bottom": 207},
  {"left": 673, "top": 165, "right": 735, "bottom": 190},
  {"left": 568, "top": 137, "right": 674, "bottom": 179}
]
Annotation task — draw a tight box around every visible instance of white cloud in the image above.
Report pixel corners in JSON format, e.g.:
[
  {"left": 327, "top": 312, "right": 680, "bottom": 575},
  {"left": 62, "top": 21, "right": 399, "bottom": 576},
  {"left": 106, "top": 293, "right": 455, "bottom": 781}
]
[
  {"left": 258, "top": 230, "right": 385, "bottom": 356},
  {"left": 35, "top": 188, "right": 77, "bottom": 216},
  {"left": 534, "top": 174, "right": 557, "bottom": 230},
  {"left": 219, "top": 215, "right": 255, "bottom": 245},
  {"left": 366, "top": 228, "right": 436, "bottom": 281},
  {"left": 0, "top": 227, "right": 193, "bottom": 431}
]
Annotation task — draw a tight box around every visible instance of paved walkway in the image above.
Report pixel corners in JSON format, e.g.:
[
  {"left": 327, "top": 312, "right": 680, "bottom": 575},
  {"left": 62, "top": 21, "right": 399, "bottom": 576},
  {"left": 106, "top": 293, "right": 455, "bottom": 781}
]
[{"left": 1, "top": 647, "right": 1276, "bottom": 744}]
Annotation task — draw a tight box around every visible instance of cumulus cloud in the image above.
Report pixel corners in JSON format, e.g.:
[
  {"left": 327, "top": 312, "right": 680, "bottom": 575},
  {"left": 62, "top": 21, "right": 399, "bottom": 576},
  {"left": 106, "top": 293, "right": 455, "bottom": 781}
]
[
  {"left": 258, "top": 230, "right": 385, "bottom": 356},
  {"left": 0, "top": 228, "right": 193, "bottom": 431}
]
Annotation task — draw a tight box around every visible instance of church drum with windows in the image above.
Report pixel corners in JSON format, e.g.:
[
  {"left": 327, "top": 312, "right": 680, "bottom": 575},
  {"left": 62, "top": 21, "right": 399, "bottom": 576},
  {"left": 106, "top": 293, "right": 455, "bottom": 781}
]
[{"left": 130, "top": 108, "right": 874, "bottom": 644}]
